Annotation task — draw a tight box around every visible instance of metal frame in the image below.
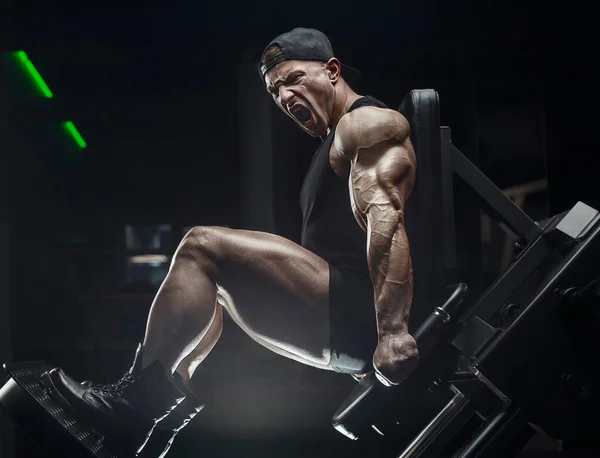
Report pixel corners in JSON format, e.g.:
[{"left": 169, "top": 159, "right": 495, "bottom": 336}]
[
  {"left": 333, "top": 92, "right": 600, "bottom": 457},
  {"left": 396, "top": 128, "right": 600, "bottom": 457},
  {"left": 441, "top": 127, "right": 541, "bottom": 244}
]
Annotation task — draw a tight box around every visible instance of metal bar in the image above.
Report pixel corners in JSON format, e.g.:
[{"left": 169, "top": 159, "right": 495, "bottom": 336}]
[
  {"left": 440, "top": 128, "right": 458, "bottom": 273},
  {"left": 452, "top": 404, "right": 510, "bottom": 458},
  {"left": 398, "top": 388, "right": 472, "bottom": 458},
  {"left": 447, "top": 136, "right": 541, "bottom": 243},
  {"left": 453, "top": 405, "right": 533, "bottom": 458}
]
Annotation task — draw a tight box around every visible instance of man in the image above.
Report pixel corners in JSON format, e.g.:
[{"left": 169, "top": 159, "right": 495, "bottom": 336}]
[{"left": 43, "top": 27, "right": 419, "bottom": 457}]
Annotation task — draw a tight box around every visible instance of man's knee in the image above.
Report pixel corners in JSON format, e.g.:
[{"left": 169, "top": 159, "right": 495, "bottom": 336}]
[{"left": 176, "top": 226, "right": 224, "bottom": 266}]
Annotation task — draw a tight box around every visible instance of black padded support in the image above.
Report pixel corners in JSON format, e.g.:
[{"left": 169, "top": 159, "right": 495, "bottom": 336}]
[
  {"left": 0, "top": 362, "right": 116, "bottom": 458},
  {"left": 399, "top": 89, "right": 457, "bottom": 330}
]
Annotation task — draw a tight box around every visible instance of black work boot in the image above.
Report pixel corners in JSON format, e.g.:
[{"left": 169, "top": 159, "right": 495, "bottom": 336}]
[{"left": 41, "top": 344, "right": 186, "bottom": 456}]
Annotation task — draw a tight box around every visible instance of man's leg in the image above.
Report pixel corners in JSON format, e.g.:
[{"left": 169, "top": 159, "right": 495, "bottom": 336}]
[
  {"left": 43, "top": 226, "right": 334, "bottom": 456},
  {"left": 137, "top": 225, "right": 335, "bottom": 457},
  {"left": 143, "top": 225, "right": 333, "bottom": 380},
  {"left": 175, "top": 303, "right": 223, "bottom": 385}
]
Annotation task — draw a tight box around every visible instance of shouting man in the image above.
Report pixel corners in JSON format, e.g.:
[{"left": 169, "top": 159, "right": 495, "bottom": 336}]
[{"left": 44, "top": 27, "right": 419, "bottom": 457}]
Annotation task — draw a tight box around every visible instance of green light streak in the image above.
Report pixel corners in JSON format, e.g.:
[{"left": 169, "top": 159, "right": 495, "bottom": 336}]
[
  {"left": 13, "top": 50, "right": 88, "bottom": 149},
  {"left": 14, "top": 50, "right": 54, "bottom": 98},
  {"left": 63, "top": 121, "right": 87, "bottom": 148}
]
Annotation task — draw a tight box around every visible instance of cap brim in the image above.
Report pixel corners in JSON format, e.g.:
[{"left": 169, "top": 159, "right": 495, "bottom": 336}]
[{"left": 341, "top": 64, "right": 362, "bottom": 88}]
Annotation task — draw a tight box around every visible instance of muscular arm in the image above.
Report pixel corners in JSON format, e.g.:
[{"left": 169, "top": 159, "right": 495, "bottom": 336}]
[{"left": 336, "top": 107, "right": 418, "bottom": 382}]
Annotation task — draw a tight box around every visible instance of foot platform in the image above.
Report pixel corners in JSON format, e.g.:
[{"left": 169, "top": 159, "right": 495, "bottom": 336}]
[{"left": 0, "top": 361, "right": 118, "bottom": 458}]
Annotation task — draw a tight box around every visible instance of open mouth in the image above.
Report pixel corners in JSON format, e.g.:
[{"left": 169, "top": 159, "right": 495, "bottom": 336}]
[{"left": 290, "top": 106, "right": 311, "bottom": 125}]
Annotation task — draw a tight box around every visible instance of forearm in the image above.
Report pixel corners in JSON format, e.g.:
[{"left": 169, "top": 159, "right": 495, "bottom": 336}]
[{"left": 368, "top": 208, "right": 414, "bottom": 339}]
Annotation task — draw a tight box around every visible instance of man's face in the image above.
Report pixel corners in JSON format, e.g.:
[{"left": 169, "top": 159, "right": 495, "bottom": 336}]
[{"left": 264, "top": 60, "right": 336, "bottom": 137}]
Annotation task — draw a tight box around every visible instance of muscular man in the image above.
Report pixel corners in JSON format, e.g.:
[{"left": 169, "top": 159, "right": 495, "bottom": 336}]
[{"left": 44, "top": 27, "right": 419, "bottom": 457}]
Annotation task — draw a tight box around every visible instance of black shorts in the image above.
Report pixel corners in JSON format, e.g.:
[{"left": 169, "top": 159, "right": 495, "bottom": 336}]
[{"left": 328, "top": 265, "right": 378, "bottom": 374}]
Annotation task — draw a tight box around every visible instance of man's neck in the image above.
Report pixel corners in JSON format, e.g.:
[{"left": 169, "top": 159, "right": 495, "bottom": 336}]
[{"left": 325, "top": 85, "right": 362, "bottom": 137}]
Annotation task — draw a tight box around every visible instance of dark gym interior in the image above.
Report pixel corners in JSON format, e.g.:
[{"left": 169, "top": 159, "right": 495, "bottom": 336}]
[{"left": 1, "top": 1, "right": 598, "bottom": 457}]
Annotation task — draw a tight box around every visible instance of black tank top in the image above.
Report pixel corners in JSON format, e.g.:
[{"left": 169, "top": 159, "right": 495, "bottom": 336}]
[{"left": 299, "top": 96, "right": 388, "bottom": 275}]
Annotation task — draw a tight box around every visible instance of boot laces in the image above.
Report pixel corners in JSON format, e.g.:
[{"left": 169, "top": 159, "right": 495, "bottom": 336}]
[{"left": 91, "top": 372, "right": 138, "bottom": 396}]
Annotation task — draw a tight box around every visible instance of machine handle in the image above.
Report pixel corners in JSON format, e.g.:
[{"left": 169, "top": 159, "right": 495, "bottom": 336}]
[{"left": 333, "top": 283, "right": 470, "bottom": 440}]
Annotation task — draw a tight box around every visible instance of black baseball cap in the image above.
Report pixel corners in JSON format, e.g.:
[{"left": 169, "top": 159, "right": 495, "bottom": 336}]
[{"left": 259, "top": 27, "right": 361, "bottom": 87}]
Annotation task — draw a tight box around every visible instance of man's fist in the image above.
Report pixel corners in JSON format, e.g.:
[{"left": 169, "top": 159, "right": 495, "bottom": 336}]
[{"left": 373, "top": 333, "right": 419, "bottom": 385}]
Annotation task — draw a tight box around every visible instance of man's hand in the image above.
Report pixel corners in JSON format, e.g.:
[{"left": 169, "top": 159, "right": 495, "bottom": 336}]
[{"left": 373, "top": 333, "right": 419, "bottom": 385}]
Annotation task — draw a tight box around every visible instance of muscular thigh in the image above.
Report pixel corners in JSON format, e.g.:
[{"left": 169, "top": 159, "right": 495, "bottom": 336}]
[{"left": 192, "top": 226, "right": 331, "bottom": 365}]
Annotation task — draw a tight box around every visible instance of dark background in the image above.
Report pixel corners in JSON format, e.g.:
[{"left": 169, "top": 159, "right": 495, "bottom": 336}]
[{"left": 0, "top": 0, "right": 598, "bottom": 457}]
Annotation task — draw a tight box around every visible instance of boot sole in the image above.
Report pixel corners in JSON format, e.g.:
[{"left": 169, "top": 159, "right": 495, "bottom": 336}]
[
  {"left": 1, "top": 361, "right": 117, "bottom": 457},
  {"left": 40, "top": 368, "right": 147, "bottom": 456}
]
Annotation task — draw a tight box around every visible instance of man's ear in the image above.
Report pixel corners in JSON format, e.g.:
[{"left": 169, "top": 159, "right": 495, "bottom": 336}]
[{"left": 325, "top": 58, "right": 342, "bottom": 83}]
